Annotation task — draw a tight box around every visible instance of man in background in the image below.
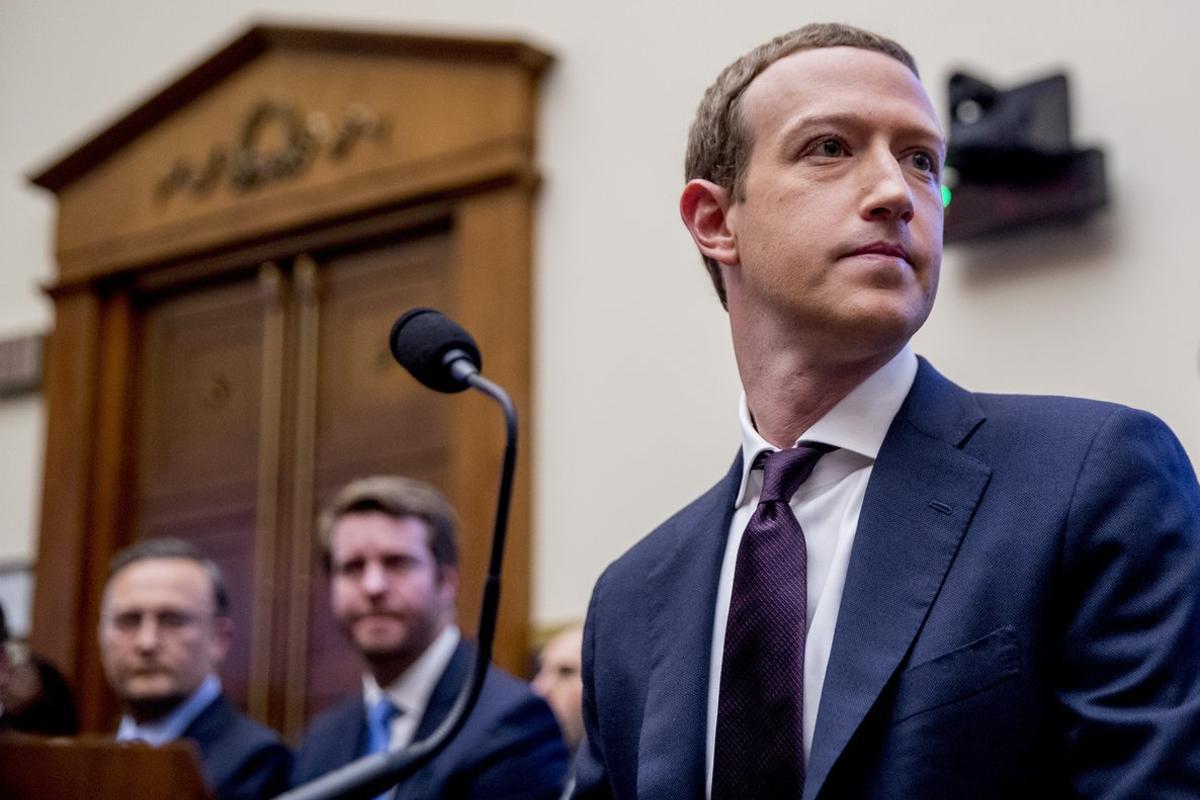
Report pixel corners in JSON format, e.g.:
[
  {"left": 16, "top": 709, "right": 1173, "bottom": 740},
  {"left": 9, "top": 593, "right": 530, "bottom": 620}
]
[
  {"left": 534, "top": 623, "right": 585, "bottom": 799},
  {"left": 292, "top": 475, "right": 567, "bottom": 799},
  {"left": 575, "top": 22, "right": 1200, "bottom": 799},
  {"left": 532, "top": 623, "right": 584, "bottom": 757},
  {"left": 98, "top": 538, "right": 290, "bottom": 799}
]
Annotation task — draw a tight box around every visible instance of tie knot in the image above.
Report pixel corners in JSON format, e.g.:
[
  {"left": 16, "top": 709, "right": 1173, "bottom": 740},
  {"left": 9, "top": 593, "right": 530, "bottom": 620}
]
[
  {"left": 365, "top": 696, "right": 401, "bottom": 756},
  {"left": 757, "top": 443, "right": 835, "bottom": 504},
  {"left": 370, "top": 696, "right": 400, "bottom": 732}
]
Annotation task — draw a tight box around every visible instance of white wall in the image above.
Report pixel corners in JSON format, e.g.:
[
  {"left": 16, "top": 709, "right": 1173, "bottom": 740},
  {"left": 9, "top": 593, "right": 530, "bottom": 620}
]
[{"left": 2, "top": 0, "right": 1197, "bottom": 626}]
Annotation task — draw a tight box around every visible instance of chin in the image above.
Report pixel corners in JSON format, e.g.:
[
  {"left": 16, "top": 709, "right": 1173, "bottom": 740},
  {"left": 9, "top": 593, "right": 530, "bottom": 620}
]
[
  {"left": 840, "top": 297, "right": 930, "bottom": 343},
  {"left": 355, "top": 632, "right": 410, "bottom": 656},
  {"left": 125, "top": 683, "right": 182, "bottom": 702}
]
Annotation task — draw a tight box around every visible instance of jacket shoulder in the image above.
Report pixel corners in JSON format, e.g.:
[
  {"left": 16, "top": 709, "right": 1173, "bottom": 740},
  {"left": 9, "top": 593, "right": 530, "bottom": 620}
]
[
  {"left": 292, "top": 693, "right": 365, "bottom": 785},
  {"left": 185, "top": 695, "right": 292, "bottom": 800}
]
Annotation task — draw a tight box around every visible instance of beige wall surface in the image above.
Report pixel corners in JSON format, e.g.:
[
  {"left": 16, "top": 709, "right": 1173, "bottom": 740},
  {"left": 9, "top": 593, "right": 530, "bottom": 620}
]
[{"left": 2, "top": 1, "right": 1197, "bottom": 625}]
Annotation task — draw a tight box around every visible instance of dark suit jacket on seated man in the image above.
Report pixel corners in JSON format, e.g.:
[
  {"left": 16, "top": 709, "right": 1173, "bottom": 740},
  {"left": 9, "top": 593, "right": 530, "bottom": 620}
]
[
  {"left": 573, "top": 22, "right": 1200, "bottom": 800},
  {"left": 292, "top": 476, "right": 568, "bottom": 799},
  {"left": 99, "top": 538, "right": 291, "bottom": 800}
]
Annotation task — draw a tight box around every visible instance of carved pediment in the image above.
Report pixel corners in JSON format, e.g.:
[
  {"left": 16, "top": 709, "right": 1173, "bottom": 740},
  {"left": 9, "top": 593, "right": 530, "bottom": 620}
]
[{"left": 30, "top": 23, "right": 552, "bottom": 281}]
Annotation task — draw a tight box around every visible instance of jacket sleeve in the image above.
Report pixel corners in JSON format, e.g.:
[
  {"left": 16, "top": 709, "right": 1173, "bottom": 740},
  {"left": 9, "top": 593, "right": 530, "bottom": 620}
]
[{"left": 1056, "top": 406, "right": 1200, "bottom": 796}]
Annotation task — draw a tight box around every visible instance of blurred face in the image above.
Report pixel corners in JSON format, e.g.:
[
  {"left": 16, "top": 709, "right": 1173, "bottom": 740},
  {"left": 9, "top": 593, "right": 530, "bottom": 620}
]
[
  {"left": 716, "top": 47, "right": 945, "bottom": 359},
  {"left": 98, "top": 558, "right": 230, "bottom": 721},
  {"left": 329, "top": 512, "right": 457, "bottom": 681},
  {"left": 532, "top": 626, "right": 584, "bottom": 750}
]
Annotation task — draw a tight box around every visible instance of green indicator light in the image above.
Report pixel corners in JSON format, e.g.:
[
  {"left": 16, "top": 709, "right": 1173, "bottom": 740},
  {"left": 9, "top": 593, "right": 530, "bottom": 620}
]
[{"left": 941, "top": 184, "right": 952, "bottom": 208}]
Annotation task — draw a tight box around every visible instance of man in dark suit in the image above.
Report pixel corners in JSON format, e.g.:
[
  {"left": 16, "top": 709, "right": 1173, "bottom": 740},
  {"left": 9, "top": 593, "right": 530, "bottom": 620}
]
[
  {"left": 98, "top": 538, "right": 291, "bottom": 799},
  {"left": 574, "top": 22, "right": 1200, "bottom": 800},
  {"left": 292, "top": 476, "right": 568, "bottom": 799}
]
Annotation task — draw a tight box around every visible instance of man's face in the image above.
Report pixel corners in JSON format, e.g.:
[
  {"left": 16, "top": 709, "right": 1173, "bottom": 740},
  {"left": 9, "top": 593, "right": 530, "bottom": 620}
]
[
  {"left": 718, "top": 46, "right": 945, "bottom": 359},
  {"left": 98, "top": 558, "right": 230, "bottom": 714},
  {"left": 329, "top": 512, "right": 457, "bottom": 670},
  {"left": 532, "top": 626, "right": 584, "bottom": 750}
]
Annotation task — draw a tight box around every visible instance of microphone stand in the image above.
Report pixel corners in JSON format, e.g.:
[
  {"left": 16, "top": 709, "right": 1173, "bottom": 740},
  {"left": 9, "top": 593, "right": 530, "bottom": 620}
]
[{"left": 274, "top": 368, "right": 517, "bottom": 800}]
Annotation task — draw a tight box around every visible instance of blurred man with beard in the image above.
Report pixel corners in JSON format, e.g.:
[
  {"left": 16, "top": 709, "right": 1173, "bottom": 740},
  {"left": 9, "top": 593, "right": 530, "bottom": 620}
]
[
  {"left": 98, "top": 538, "right": 290, "bottom": 799},
  {"left": 292, "top": 476, "right": 567, "bottom": 799}
]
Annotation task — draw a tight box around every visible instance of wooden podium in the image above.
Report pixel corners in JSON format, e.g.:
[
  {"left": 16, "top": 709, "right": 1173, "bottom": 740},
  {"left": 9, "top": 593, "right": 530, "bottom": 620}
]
[{"left": 0, "top": 733, "right": 213, "bottom": 799}]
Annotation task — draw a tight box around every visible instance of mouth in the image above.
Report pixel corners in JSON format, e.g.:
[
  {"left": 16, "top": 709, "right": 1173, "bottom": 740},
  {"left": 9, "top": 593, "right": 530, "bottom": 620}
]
[
  {"left": 354, "top": 612, "right": 406, "bottom": 627},
  {"left": 845, "top": 241, "right": 911, "bottom": 263},
  {"left": 131, "top": 664, "right": 168, "bottom": 676}
]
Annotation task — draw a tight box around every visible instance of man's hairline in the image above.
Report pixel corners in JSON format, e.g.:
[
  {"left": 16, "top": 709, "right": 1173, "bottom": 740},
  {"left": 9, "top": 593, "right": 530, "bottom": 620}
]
[{"left": 724, "top": 43, "right": 928, "bottom": 201}]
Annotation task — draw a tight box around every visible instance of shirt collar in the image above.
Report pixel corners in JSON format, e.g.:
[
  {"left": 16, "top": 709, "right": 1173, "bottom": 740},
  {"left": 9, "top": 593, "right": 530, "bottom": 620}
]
[
  {"left": 734, "top": 345, "right": 917, "bottom": 507},
  {"left": 115, "top": 673, "right": 222, "bottom": 746},
  {"left": 363, "top": 625, "right": 461, "bottom": 722}
]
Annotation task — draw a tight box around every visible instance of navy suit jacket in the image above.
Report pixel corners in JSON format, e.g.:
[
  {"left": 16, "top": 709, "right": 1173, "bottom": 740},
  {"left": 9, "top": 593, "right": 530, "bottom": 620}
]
[
  {"left": 292, "top": 641, "right": 569, "bottom": 799},
  {"left": 575, "top": 359, "right": 1200, "bottom": 799},
  {"left": 182, "top": 693, "right": 292, "bottom": 800}
]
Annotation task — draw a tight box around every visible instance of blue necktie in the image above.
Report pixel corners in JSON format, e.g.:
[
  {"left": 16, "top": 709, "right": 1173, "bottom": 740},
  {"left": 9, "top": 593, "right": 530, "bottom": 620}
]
[{"left": 365, "top": 697, "right": 401, "bottom": 800}]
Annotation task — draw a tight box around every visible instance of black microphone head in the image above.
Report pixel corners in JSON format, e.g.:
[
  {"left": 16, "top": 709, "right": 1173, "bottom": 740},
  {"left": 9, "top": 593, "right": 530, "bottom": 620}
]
[{"left": 389, "top": 308, "right": 482, "bottom": 393}]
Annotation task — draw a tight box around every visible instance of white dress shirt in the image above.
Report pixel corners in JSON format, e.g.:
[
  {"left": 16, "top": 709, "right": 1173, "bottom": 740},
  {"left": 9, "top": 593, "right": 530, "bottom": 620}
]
[
  {"left": 705, "top": 346, "right": 917, "bottom": 797},
  {"left": 362, "top": 624, "right": 461, "bottom": 751}
]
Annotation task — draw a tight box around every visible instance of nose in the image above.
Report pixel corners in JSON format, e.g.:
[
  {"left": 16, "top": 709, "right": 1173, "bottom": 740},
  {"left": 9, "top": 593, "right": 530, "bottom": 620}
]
[
  {"left": 859, "top": 147, "right": 914, "bottom": 224},
  {"left": 361, "top": 560, "right": 388, "bottom": 596},
  {"left": 134, "top": 618, "right": 160, "bottom": 653}
]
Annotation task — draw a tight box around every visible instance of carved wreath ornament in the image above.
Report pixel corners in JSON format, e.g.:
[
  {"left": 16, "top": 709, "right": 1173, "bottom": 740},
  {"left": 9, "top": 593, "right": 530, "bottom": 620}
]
[{"left": 155, "top": 99, "right": 390, "bottom": 201}]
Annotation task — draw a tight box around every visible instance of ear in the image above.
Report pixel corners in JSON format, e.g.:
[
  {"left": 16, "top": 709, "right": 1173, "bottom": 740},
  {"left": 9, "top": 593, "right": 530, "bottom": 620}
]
[
  {"left": 680, "top": 179, "right": 739, "bottom": 266},
  {"left": 210, "top": 616, "right": 234, "bottom": 664},
  {"left": 436, "top": 565, "right": 459, "bottom": 611}
]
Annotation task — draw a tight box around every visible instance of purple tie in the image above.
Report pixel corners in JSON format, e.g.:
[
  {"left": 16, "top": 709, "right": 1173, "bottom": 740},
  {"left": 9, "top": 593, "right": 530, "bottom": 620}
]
[{"left": 713, "top": 443, "right": 834, "bottom": 800}]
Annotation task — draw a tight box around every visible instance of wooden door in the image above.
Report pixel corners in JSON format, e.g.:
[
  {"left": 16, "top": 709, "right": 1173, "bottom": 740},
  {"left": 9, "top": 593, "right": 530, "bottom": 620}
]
[{"left": 128, "top": 215, "right": 500, "bottom": 733}]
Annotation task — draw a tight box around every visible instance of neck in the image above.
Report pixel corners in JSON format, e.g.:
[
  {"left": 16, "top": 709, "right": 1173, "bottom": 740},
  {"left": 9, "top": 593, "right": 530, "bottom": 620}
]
[
  {"left": 126, "top": 695, "right": 187, "bottom": 725},
  {"left": 726, "top": 295, "right": 907, "bottom": 447},
  {"left": 368, "top": 656, "right": 417, "bottom": 690},
  {"left": 367, "top": 621, "right": 450, "bottom": 688},
  {"left": 736, "top": 338, "right": 900, "bottom": 449}
]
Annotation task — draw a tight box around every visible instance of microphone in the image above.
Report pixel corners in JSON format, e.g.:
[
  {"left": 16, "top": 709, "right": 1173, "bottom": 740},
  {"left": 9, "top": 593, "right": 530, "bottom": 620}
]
[
  {"left": 389, "top": 308, "right": 482, "bottom": 393},
  {"left": 276, "top": 307, "right": 518, "bottom": 800}
]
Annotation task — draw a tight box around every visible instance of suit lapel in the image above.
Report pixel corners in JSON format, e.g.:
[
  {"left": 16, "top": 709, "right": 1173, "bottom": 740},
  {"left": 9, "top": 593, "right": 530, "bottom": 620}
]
[
  {"left": 329, "top": 696, "right": 370, "bottom": 768},
  {"left": 414, "top": 640, "right": 469, "bottom": 741},
  {"left": 636, "top": 455, "right": 742, "bottom": 800},
  {"left": 805, "top": 360, "right": 992, "bottom": 799}
]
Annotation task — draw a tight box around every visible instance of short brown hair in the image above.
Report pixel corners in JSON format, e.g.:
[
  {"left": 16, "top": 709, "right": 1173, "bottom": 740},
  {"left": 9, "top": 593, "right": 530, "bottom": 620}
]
[
  {"left": 684, "top": 23, "right": 919, "bottom": 307},
  {"left": 317, "top": 476, "right": 459, "bottom": 571},
  {"left": 107, "top": 538, "right": 230, "bottom": 618}
]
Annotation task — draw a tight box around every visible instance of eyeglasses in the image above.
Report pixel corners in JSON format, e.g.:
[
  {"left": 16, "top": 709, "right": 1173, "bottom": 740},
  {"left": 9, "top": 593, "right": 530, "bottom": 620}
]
[{"left": 103, "top": 609, "right": 205, "bottom": 634}]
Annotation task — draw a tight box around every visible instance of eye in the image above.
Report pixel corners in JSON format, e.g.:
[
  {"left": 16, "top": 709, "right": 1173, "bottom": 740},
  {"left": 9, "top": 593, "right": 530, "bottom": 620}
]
[
  {"left": 908, "top": 150, "right": 939, "bottom": 175},
  {"left": 112, "top": 612, "right": 142, "bottom": 631},
  {"left": 381, "top": 554, "right": 416, "bottom": 573},
  {"left": 808, "top": 137, "right": 846, "bottom": 158},
  {"left": 157, "top": 611, "right": 192, "bottom": 630}
]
